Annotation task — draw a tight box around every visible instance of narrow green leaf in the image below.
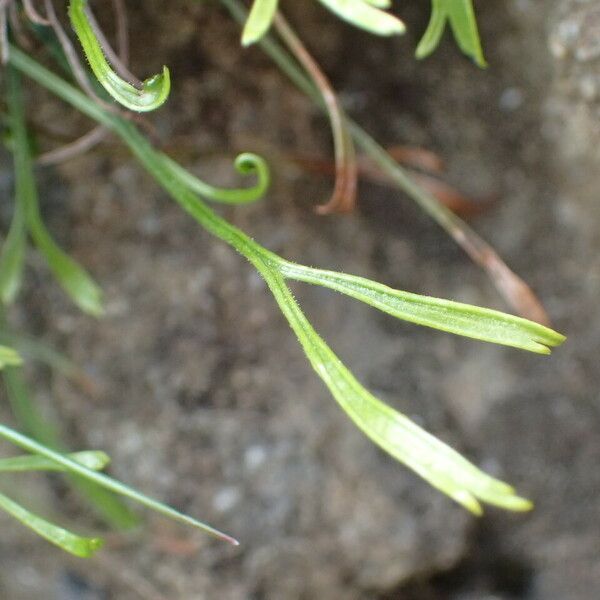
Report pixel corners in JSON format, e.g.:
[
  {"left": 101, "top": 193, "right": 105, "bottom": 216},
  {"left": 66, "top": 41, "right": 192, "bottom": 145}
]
[
  {"left": 0, "top": 450, "right": 110, "bottom": 472},
  {"left": 0, "top": 424, "right": 238, "bottom": 545},
  {"left": 2, "top": 362, "right": 138, "bottom": 529},
  {"left": 6, "top": 67, "right": 104, "bottom": 316},
  {"left": 0, "top": 197, "right": 26, "bottom": 305},
  {"left": 0, "top": 491, "right": 103, "bottom": 557},
  {"left": 0, "top": 345, "right": 23, "bottom": 369},
  {"left": 68, "top": 0, "right": 170, "bottom": 112},
  {"left": 417, "top": 0, "right": 486, "bottom": 67},
  {"left": 242, "top": 0, "right": 279, "bottom": 46},
  {"left": 161, "top": 152, "right": 271, "bottom": 204},
  {"left": 316, "top": 0, "right": 405, "bottom": 35},
  {"left": 277, "top": 261, "right": 565, "bottom": 354}
]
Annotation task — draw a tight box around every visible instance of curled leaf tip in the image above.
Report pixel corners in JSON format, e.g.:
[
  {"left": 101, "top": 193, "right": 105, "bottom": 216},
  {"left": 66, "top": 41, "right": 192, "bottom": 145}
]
[
  {"left": 69, "top": 0, "right": 171, "bottom": 112},
  {"left": 162, "top": 151, "right": 270, "bottom": 205}
]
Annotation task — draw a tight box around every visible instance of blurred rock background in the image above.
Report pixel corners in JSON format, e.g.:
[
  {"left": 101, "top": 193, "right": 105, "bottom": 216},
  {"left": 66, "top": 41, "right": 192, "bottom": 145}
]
[{"left": 0, "top": 0, "right": 599, "bottom": 598}]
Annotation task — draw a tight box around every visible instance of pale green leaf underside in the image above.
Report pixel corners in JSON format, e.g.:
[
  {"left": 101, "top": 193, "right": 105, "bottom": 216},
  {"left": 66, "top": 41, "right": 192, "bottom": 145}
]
[
  {"left": 68, "top": 0, "right": 170, "bottom": 112},
  {"left": 317, "top": 0, "right": 405, "bottom": 35},
  {"left": 242, "top": 0, "right": 279, "bottom": 46},
  {"left": 417, "top": 0, "right": 486, "bottom": 67},
  {"left": 0, "top": 491, "right": 103, "bottom": 557}
]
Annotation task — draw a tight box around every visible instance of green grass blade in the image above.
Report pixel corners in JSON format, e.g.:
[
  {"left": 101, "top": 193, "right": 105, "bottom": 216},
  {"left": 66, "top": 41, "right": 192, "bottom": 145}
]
[
  {"left": 161, "top": 152, "right": 270, "bottom": 204},
  {"left": 0, "top": 196, "right": 26, "bottom": 305},
  {"left": 417, "top": 0, "right": 486, "bottom": 67},
  {"left": 0, "top": 424, "right": 238, "bottom": 545},
  {"left": 6, "top": 67, "right": 103, "bottom": 316},
  {"left": 0, "top": 491, "right": 103, "bottom": 557},
  {"left": 0, "top": 450, "right": 110, "bottom": 472},
  {"left": 316, "top": 0, "right": 405, "bottom": 35},
  {"left": 242, "top": 0, "right": 279, "bottom": 46},
  {"left": 0, "top": 345, "right": 23, "bottom": 369},
  {"left": 68, "top": 0, "right": 170, "bottom": 112},
  {"left": 277, "top": 261, "right": 565, "bottom": 354}
]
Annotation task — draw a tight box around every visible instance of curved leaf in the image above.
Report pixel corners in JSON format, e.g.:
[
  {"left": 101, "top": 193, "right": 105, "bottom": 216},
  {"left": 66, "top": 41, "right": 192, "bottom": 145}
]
[
  {"left": 68, "top": 0, "right": 170, "bottom": 112},
  {"left": 277, "top": 261, "right": 565, "bottom": 354},
  {"left": 161, "top": 152, "right": 270, "bottom": 204}
]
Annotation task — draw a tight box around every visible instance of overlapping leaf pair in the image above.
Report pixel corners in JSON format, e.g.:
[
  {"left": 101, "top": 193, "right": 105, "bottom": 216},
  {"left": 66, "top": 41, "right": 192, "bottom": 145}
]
[{"left": 242, "top": 0, "right": 484, "bottom": 65}]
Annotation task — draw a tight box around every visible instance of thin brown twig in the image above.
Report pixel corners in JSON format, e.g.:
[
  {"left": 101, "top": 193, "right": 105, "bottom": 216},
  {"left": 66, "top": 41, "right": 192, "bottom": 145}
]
[
  {"left": 23, "top": 0, "right": 50, "bottom": 25},
  {"left": 111, "top": 0, "right": 129, "bottom": 66},
  {"left": 37, "top": 125, "right": 108, "bottom": 165},
  {"left": 289, "top": 152, "right": 492, "bottom": 217},
  {"left": 273, "top": 12, "right": 358, "bottom": 214}
]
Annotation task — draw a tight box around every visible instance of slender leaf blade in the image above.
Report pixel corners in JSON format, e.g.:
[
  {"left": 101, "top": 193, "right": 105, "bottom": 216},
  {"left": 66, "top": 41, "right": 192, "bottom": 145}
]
[
  {"left": 277, "top": 262, "right": 565, "bottom": 354},
  {"left": 0, "top": 424, "right": 238, "bottom": 545},
  {"left": 6, "top": 66, "right": 104, "bottom": 316}
]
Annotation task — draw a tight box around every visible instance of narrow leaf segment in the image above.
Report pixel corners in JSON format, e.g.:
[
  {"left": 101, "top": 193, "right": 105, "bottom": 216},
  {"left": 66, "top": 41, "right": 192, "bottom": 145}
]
[
  {"left": 417, "top": 0, "right": 486, "bottom": 67},
  {"left": 6, "top": 66, "right": 103, "bottom": 316}
]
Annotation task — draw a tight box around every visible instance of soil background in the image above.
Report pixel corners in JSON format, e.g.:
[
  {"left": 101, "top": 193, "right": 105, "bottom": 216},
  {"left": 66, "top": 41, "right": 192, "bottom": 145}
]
[{"left": 1, "top": 0, "right": 599, "bottom": 598}]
